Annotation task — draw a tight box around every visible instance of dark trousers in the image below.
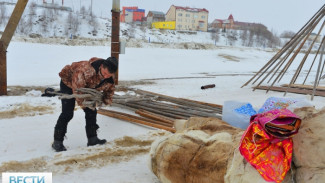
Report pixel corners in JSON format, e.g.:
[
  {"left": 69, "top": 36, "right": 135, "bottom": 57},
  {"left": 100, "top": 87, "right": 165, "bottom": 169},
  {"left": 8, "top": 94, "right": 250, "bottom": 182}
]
[{"left": 54, "top": 80, "right": 99, "bottom": 141}]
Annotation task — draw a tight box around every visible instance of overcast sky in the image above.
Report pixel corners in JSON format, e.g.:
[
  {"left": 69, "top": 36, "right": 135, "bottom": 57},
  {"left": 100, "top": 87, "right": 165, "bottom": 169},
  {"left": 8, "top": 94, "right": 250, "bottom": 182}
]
[{"left": 63, "top": 0, "right": 324, "bottom": 34}]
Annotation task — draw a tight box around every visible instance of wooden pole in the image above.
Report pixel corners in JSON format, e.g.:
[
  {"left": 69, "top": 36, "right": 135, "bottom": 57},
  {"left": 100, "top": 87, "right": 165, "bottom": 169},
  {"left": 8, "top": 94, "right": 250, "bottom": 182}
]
[
  {"left": 135, "top": 109, "right": 175, "bottom": 124},
  {"left": 242, "top": 4, "right": 325, "bottom": 89},
  {"left": 0, "top": 41, "right": 6, "bottom": 95},
  {"left": 111, "top": 0, "right": 120, "bottom": 85},
  {"left": 98, "top": 109, "right": 176, "bottom": 133},
  {"left": 0, "top": 0, "right": 29, "bottom": 96},
  {"left": 312, "top": 37, "right": 325, "bottom": 100}
]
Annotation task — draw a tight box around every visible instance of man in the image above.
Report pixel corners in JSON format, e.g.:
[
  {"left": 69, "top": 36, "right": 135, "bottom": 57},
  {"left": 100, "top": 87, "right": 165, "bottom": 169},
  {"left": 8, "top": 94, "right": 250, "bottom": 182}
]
[{"left": 52, "top": 57, "right": 118, "bottom": 152}]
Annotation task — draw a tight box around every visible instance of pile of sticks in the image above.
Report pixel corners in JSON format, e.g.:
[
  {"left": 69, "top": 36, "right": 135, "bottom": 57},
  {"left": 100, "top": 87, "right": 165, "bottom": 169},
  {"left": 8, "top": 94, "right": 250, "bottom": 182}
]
[{"left": 98, "top": 87, "right": 223, "bottom": 133}]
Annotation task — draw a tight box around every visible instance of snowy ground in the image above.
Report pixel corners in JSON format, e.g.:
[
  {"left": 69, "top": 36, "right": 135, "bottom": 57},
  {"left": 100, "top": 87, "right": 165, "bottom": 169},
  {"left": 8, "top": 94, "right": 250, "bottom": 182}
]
[{"left": 1, "top": 42, "right": 325, "bottom": 183}]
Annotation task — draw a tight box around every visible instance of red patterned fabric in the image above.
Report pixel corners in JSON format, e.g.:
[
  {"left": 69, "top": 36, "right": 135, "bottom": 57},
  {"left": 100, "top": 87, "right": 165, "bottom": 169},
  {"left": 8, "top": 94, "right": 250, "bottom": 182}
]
[{"left": 239, "top": 109, "right": 301, "bottom": 183}]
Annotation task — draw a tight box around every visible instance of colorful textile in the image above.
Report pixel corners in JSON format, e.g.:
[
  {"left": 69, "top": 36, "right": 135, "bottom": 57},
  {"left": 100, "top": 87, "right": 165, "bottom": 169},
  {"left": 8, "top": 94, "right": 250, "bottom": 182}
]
[
  {"left": 239, "top": 108, "right": 301, "bottom": 183},
  {"left": 258, "top": 97, "right": 297, "bottom": 114},
  {"left": 234, "top": 103, "right": 257, "bottom": 116}
]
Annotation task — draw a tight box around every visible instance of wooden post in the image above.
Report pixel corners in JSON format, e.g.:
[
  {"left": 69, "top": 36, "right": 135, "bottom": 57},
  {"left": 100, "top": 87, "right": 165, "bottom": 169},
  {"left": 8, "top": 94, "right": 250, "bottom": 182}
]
[
  {"left": 0, "top": 41, "right": 6, "bottom": 95},
  {"left": 111, "top": 0, "right": 120, "bottom": 85},
  {"left": 0, "top": 0, "right": 29, "bottom": 96}
]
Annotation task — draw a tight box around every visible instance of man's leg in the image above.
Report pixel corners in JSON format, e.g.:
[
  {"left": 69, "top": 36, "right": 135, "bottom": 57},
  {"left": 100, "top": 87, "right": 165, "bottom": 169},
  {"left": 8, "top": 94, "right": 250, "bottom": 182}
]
[
  {"left": 52, "top": 80, "right": 75, "bottom": 152},
  {"left": 84, "top": 108, "right": 106, "bottom": 146}
]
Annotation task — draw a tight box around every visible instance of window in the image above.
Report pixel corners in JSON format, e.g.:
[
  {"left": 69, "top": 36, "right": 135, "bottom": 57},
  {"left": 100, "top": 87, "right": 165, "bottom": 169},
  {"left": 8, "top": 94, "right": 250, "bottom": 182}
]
[
  {"left": 194, "top": 15, "right": 198, "bottom": 19},
  {"left": 178, "top": 13, "right": 182, "bottom": 16},
  {"left": 201, "top": 15, "right": 206, "bottom": 19},
  {"left": 186, "top": 14, "right": 190, "bottom": 17},
  {"left": 178, "top": 25, "right": 182, "bottom": 28},
  {"left": 192, "top": 20, "right": 195, "bottom": 23}
]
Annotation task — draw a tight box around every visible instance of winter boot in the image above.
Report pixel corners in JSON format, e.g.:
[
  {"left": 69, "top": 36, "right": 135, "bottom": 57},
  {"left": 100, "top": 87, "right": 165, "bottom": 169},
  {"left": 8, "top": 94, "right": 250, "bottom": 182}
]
[
  {"left": 86, "top": 124, "right": 106, "bottom": 146},
  {"left": 87, "top": 136, "right": 107, "bottom": 146},
  {"left": 52, "top": 141, "right": 67, "bottom": 152},
  {"left": 52, "top": 128, "right": 67, "bottom": 152}
]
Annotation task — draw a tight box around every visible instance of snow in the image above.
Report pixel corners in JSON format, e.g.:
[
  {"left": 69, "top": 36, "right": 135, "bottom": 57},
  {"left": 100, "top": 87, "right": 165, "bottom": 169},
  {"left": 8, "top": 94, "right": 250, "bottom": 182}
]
[
  {"left": 0, "top": 1, "right": 324, "bottom": 182},
  {"left": 1, "top": 41, "right": 325, "bottom": 183}
]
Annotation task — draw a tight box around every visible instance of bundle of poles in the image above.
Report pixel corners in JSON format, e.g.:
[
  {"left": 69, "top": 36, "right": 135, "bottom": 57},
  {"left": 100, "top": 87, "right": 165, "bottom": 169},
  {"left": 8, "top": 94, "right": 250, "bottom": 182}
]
[{"left": 98, "top": 87, "right": 223, "bottom": 133}]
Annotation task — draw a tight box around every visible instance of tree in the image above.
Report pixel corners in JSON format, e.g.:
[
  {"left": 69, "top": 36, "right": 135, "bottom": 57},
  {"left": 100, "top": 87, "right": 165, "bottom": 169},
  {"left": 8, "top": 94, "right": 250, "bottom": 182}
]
[
  {"left": 240, "top": 29, "right": 248, "bottom": 46},
  {"left": 80, "top": 6, "right": 87, "bottom": 19},
  {"left": 226, "top": 30, "right": 237, "bottom": 46},
  {"left": 247, "top": 29, "right": 254, "bottom": 47},
  {"left": 40, "top": 9, "right": 48, "bottom": 34},
  {"left": 17, "top": 15, "right": 27, "bottom": 34},
  {"left": 0, "top": 3, "right": 7, "bottom": 25},
  {"left": 26, "top": 2, "right": 37, "bottom": 32},
  {"left": 211, "top": 30, "right": 220, "bottom": 44},
  {"left": 89, "top": 14, "right": 98, "bottom": 36},
  {"left": 280, "top": 31, "right": 296, "bottom": 39},
  {"left": 65, "top": 12, "right": 80, "bottom": 37}
]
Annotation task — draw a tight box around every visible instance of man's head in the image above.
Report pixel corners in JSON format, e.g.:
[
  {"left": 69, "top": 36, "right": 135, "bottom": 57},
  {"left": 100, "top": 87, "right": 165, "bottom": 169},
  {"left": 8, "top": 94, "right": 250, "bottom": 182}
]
[{"left": 100, "top": 57, "right": 118, "bottom": 78}]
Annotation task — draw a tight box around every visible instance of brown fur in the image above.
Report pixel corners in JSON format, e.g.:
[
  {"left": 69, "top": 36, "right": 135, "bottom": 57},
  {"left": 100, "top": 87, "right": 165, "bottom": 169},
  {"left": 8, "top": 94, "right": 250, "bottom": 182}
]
[{"left": 151, "top": 117, "right": 243, "bottom": 183}]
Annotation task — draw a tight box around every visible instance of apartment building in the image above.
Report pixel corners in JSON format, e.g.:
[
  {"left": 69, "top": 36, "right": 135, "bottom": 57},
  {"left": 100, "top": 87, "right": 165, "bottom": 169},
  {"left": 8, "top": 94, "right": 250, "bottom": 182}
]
[{"left": 165, "top": 5, "right": 209, "bottom": 32}]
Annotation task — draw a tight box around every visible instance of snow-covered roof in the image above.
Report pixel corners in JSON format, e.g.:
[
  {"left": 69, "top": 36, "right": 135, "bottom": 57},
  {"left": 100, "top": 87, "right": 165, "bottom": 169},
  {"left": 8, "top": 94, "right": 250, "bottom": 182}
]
[{"left": 173, "top": 5, "right": 209, "bottom": 13}]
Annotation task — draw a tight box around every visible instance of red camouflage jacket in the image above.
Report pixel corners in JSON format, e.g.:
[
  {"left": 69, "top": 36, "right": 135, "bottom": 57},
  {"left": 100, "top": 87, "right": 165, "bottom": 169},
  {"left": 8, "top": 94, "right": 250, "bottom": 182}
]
[{"left": 59, "top": 57, "right": 115, "bottom": 106}]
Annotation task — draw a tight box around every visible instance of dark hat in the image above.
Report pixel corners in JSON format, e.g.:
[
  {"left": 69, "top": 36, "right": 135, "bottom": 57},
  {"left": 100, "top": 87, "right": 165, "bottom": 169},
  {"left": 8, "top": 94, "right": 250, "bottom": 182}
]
[{"left": 103, "top": 57, "right": 118, "bottom": 73}]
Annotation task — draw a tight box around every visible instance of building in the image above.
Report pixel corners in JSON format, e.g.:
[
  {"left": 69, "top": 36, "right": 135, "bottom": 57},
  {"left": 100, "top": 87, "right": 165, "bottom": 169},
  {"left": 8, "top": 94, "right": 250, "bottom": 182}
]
[
  {"left": 212, "top": 14, "right": 266, "bottom": 31},
  {"left": 165, "top": 5, "right": 209, "bottom": 32},
  {"left": 152, "top": 21, "right": 175, "bottom": 30},
  {"left": 120, "top": 6, "right": 145, "bottom": 23},
  {"left": 147, "top": 11, "right": 165, "bottom": 24}
]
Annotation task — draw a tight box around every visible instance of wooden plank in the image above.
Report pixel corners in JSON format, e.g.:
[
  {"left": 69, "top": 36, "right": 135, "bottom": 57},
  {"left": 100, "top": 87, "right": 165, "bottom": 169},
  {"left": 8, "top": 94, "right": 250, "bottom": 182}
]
[
  {"left": 281, "top": 84, "right": 325, "bottom": 91},
  {"left": 135, "top": 109, "right": 175, "bottom": 124},
  {"left": 255, "top": 85, "right": 325, "bottom": 97},
  {"left": 1, "top": 0, "right": 29, "bottom": 49},
  {"left": 134, "top": 89, "right": 222, "bottom": 111},
  {"left": 98, "top": 109, "right": 176, "bottom": 133},
  {"left": 0, "top": 0, "right": 28, "bottom": 95}
]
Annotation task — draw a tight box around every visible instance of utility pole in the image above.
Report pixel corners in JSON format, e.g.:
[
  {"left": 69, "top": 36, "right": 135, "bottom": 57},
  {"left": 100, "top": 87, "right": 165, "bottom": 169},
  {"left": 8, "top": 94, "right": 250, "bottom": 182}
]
[
  {"left": 0, "top": 0, "right": 29, "bottom": 95},
  {"left": 111, "top": 0, "right": 120, "bottom": 85}
]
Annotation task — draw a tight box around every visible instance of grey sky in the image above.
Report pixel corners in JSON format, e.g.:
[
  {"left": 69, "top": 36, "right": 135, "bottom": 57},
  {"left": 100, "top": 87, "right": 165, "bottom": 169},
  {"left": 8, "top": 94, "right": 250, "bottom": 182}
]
[{"left": 65, "top": 0, "right": 324, "bottom": 34}]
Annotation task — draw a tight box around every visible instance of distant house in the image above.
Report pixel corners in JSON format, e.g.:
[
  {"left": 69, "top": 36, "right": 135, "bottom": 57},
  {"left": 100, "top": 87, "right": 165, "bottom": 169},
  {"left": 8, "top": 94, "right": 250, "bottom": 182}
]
[
  {"left": 121, "top": 6, "right": 145, "bottom": 23},
  {"left": 165, "top": 5, "right": 209, "bottom": 32},
  {"left": 152, "top": 21, "right": 175, "bottom": 30},
  {"left": 212, "top": 14, "right": 266, "bottom": 31},
  {"left": 147, "top": 11, "right": 165, "bottom": 24}
]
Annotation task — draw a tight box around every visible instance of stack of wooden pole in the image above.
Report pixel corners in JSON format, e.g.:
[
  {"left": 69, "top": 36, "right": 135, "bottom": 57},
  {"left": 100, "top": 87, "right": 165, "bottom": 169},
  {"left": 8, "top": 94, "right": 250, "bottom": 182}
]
[{"left": 98, "top": 88, "right": 223, "bottom": 133}]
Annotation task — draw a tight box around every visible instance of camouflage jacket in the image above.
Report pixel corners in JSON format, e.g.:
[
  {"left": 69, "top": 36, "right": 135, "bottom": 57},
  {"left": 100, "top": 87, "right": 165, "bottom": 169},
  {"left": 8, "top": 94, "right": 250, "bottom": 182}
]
[{"left": 59, "top": 57, "right": 115, "bottom": 106}]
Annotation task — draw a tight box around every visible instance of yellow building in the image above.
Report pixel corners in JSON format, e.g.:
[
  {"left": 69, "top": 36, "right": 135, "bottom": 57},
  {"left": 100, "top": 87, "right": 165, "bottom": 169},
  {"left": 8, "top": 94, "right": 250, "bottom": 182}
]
[
  {"left": 165, "top": 5, "right": 209, "bottom": 32},
  {"left": 151, "top": 21, "right": 176, "bottom": 30}
]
